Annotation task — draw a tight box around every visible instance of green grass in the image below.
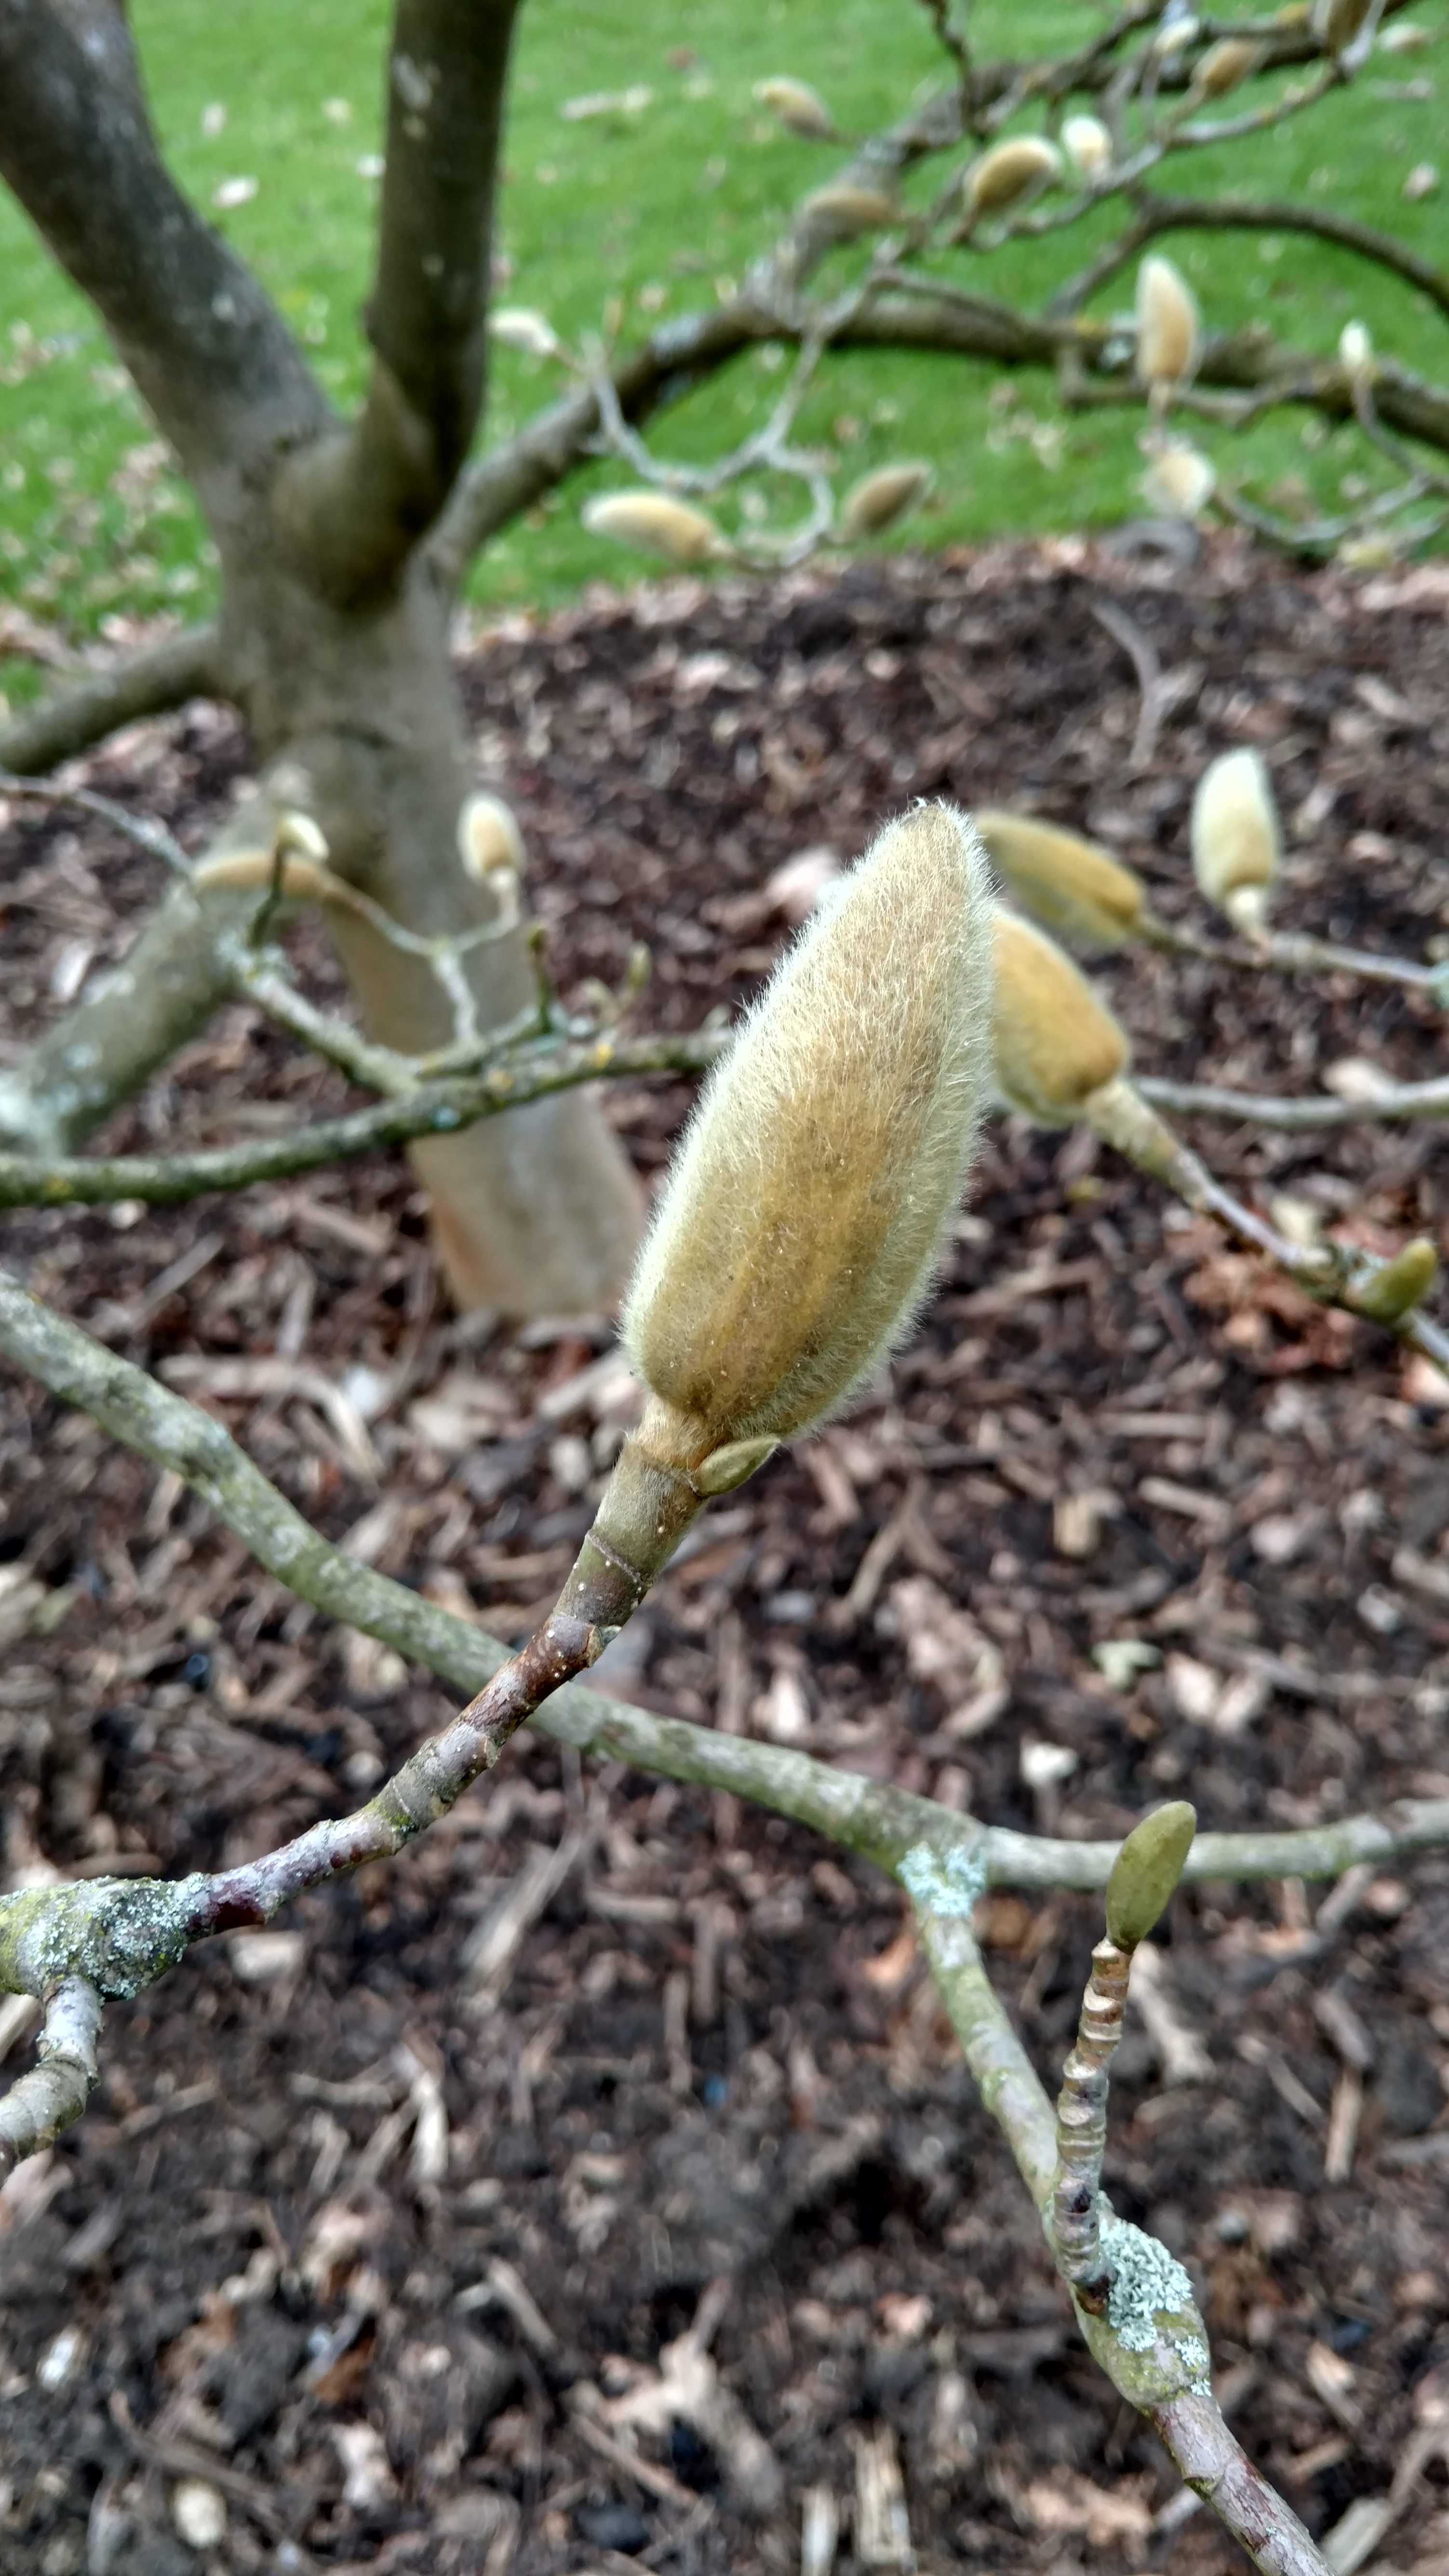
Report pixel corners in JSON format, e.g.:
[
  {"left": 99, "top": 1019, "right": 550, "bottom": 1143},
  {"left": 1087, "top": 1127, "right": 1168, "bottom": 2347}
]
[{"left": 1, "top": 0, "right": 1446, "bottom": 701}]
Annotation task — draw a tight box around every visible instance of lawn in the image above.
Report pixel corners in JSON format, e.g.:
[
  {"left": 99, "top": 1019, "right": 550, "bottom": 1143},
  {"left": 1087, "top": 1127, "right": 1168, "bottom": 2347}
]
[{"left": 0, "top": 0, "right": 1446, "bottom": 696}]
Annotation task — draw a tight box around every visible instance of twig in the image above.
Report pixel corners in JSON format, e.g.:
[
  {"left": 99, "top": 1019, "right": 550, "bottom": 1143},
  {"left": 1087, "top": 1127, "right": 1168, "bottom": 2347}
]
[
  {"left": 1088, "top": 596, "right": 1167, "bottom": 766},
  {"left": 1137, "top": 1070, "right": 1449, "bottom": 1130},
  {"left": 0, "top": 768, "right": 194, "bottom": 881},
  {"left": 0, "top": 1023, "right": 727, "bottom": 1208},
  {"left": 3, "top": 1266, "right": 1447, "bottom": 1917},
  {"left": 0, "top": 1976, "right": 102, "bottom": 2185},
  {"left": 0, "top": 623, "right": 221, "bottom": 777}
]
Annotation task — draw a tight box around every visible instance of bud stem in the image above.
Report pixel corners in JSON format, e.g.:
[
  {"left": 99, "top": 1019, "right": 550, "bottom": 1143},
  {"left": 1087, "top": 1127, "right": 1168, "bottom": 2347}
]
[{"left": 1051, "top": 1935, "right": 1132, "bottom": 2295}]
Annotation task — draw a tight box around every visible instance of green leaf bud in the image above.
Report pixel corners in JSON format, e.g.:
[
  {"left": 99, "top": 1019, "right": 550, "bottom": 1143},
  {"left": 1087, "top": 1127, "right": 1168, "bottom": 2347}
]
[
  {"left": 838, "top": 462, "right": 935, "bottom": 541},
  {"left": 1351, "top": 1236, "right": 1438, "bottom": 1324},
  {"left": 692, "top": 1435, "right": 780, "bottom": 1496},
  {"left": 623, "top": 802, "right": 993, "bottom": 1464},
  {"left": 1105, "top": 1801, "right": 1197, "bottom": 1949},
  {"left": 974, "top": 811, "right": 1146, "bottom": 954},
  {"left": 990, "top": 911, "right": 1130, "bottom": 1125},
  {"left": 581, "top": 492, "right": 728, "bottom": 566},
  {"left": 1191, "top": 748, "right": 1280, "bottom": 931}
]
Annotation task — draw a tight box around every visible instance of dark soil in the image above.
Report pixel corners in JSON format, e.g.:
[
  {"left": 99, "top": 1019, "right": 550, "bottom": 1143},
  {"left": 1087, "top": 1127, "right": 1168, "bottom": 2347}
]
[{"left": 3, "top": 534, "right": 1449, "bottom": 2576}]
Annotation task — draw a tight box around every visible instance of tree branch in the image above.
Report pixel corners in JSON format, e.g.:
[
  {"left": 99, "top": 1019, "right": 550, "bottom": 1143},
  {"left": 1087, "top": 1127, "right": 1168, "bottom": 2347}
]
[
  {"left": 276, "top": 0, "right": 523, "bottom": 599},
  {"left": 0, "top": 1976, "right": 102, "bottom": 2187},
  {"left": 1137, "top": 1071, "right": 1449, "bottom": 1130},
  {"left": 3, "top": 1265, "right": 1446, "bottom": 1909},
  {"left": 913, "top": 1892, "right": 1332, "bottom": 2574},
  {"left": 1112, "top": 190, "right": 1449, "bottom": 326},
  {"left": 0, "top": 0, "right": 327, "bottom": 486},
  {"left": 0, "top": 623, "right": 222, "bottom": 776},
  {"left": 0, "top": 1022, "right": 725, "bottom": 1208}
]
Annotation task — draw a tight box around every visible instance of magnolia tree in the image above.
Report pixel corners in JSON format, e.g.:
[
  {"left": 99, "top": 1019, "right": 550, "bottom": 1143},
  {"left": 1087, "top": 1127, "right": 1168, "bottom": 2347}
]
[
  {"left": 0, "top": 0, "right": 1448, "bottom": 1313},
  {"left": 4, "top": 3, "right": 1449, "bottom": 2568},
  {"left": 4, "top": 785, "right": 1449, "bottom": 2576}
]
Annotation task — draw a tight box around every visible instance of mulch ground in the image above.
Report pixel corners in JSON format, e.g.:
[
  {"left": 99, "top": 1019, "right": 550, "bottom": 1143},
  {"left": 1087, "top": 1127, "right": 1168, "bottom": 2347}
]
[{"left": 3, "top": 532, "right": 1449, "bottom": 2576}]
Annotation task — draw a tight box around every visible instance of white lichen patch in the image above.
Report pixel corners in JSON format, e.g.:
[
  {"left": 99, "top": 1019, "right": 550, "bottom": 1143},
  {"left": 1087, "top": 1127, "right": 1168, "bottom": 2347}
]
[
  {"left": 900, "top": 1839, "right": 987, "bottom": 1918},
  {"left": 1099, "top": 2203, "right": 1202, "bottom": 2365}
]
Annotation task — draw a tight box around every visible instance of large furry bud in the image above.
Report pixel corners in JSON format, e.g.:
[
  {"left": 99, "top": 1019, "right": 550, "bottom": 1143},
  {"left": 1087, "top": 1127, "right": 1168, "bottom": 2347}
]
[
  {"left": 802, "top": 182, "right": 899, "bottom": 236},
  {"left": 991, "top": 911, "right": 1130, "bottom": 1124},
  {"left": 623, "top": 804, "right": 993, "bottom": 1466},
  {"left": 1191, "top": 35, "right": 1265, "bottom": 95},
  {"left": 1191, "top": 748, "right": 1280, "bottom": 931},
  {"left": 838, "top": 462, "right": 934, "bottom": 540},
  {"left": 963, "top": 135, "right": 1062, "bottom": 219},
  {"left": 1061, "top": 115, "right": 1112, "bottom": 178},
  {"left": 581, "top": 492, "right": 727, "bottom": 566},
  {"left": 1140, "top": 437, "right": 1216, "bottom": 520},
  {"left": 974, "top": 811, "right": 1146, "bottom": 954},
  {"left": 754, "top": 77, "right": 837, "bottom": 139},
  {"left": 1135, "top": 254, "right": 1200, "bottom": 393}
]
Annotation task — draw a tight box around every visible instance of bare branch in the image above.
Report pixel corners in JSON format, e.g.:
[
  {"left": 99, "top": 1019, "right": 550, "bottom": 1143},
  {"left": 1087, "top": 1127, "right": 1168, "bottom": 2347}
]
[
  {"left": 2, "top": 1266, "right": 1447, "bottom": 1915},
  {"left": 0, "top": 623, "right": 222, "bottom": 776},
  {"left": 276, "top": 0, "right": 522, "bottom": 598},
  {"left": 0, "top": 1021, "right": 725, "bottom": 1208},
  {"left": 1137, "top": 1070, "right": 1449, "bottom": 1130},
  {"left": 0, "top": 1, "right": 327, "bottom": 483},
  {"left": 914, "top": 1895, "right": 1333, "bottom": 2576},
  {"left": 0, "top": 1977, "right": 102, "bottom": 2186}
]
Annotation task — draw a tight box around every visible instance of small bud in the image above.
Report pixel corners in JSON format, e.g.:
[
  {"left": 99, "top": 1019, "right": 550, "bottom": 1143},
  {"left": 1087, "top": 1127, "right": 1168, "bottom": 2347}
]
[
  {"left": 623, "top": 803, "right": 993, "bottom": 1461},
  {"left": 1191, "top": 748, "right": 1280, "bottom": 930},
  {"left": 973, "top": 810, "right": 1145, "bottom": 954},
  {"left": 275, "top": 810, "right": 329, "bottom": 865},
  {"left": 1191, "top": 35, "right": 1265, "bottom": 95},
  {"left": 457, "top": 792, "right": 526, "bottom": 886},
  {"left": 838, "top": 461, "right": 934, "bottom": 541},
  {"left": 990, "top": 911, "right": 1130, "bottom": 1125},
  {"left": 490, "top": 307, "right": 562, "bottom": 360},
  {"left": 801, "top": 182, "right": 899, "bottom": 236},
  {"left": 1105, "top": 1802, "right": 1197, "bottom": 1950},
  {"left": 1352, "top": 1236, "right": 1438, "bottom": 1324},
  {"left": 1339, "top": 319, "right": 1373, "bottom": 374},
  {"left": 1135, "top": 255, "right": 1200, "bottom": 393},
  {"left": 1313, "top": 0, "right": 1376, "bottom": 54},
  {"left": 1061, "top": 114, "right": 1112, "bottom": 179},
  {"left": 1378, "top": 18, "right": 1432, "bottom": 51},
  {"left": 963, "top": 135, "right": 1062, "bottom": 219},
  {"left": 754, "top": 76, "right": 836, "bottom": 139},
  {"left": 581, "top": 492, "right": 727, "bottom": 565},
  {"left": 692, "top": 1435, "right": 780, "bottom": 1495},
  {"left": 1140, "top": 437, "right": 1216, "bottom": 520}
]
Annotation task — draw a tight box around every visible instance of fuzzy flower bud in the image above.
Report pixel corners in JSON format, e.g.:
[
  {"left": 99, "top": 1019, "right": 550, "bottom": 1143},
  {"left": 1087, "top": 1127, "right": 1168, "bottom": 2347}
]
[
  {"left": 754, "top": 76, "right": 837, "bottom": 139},
  {"left": 838, "top": 461, "right": 935, "bottom": 540},
  {"left": 1191, "top": 748, "right": 1280, "bottom": 930},
  {"left": 1339, "top": 319, "right": 1373, "bottom": 375},
  {"left": 963, "top": 135, "right": 1062, "bottom": 219},
  {"left": 1135, "top": 255, "right": 1201, "bottom": 393},
  {"left": 1106, "top": 1802, "right": 1196, "bottom": 1949},
  {"left": 1191, "top": 35, "right": 1265, "bottom": 95},
  {"left": 802, "top": 182, "right": 899, "bottom": 236},
  {"left": 973, "top": 811, "right": 1146, "bottom": 954},
  {"left": 1140, "top": 437, "right": 1216, "bottom": 520},
  {"left": 490, "top": 307, "right": 562, "bottom": 360},
  {"left": 1061, "top": 114, "right": 1113, "bottom": 179},
  {"left": 623, "top": 804, "right": 993, "bottom": 1466},
  {"left": 581, "top": 492, "right": 727, "bottom": 566},
  {"left": 458, "top": 793, "right": 526, "bottom": 886},
  {"left": 990, "top": 911, "right": 1130, "bottom": 1124}
]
